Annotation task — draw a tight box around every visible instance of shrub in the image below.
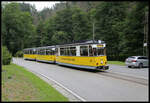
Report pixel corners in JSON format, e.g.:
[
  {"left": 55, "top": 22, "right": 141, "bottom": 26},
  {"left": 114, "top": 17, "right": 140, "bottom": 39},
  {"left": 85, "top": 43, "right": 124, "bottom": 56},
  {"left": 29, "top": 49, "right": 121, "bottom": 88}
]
[
  {"left": 15, "top": 50, "right": 23, "bottom": 57},
  {"left": 2, "top": 46, "right": 12, "bottom": 65}
]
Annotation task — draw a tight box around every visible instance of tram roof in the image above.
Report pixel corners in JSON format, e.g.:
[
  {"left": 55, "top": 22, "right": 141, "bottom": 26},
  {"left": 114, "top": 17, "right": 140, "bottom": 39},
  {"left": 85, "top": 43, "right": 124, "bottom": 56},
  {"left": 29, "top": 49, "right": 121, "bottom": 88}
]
[
  {"left": 23, "top": 45, "right": 55, "bottom": 50},
  {"left": 56, "top": 40, "right": 105, "bottom": 47},
  {"left": 23, "top": 40, "right": 105, "bottom": 50}
]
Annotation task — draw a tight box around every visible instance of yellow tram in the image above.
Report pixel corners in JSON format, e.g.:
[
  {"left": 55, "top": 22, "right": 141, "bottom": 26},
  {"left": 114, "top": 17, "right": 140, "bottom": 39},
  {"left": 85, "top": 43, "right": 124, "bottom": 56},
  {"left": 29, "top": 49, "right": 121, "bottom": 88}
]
[
  {"left": 23, "top": 40, "right": 109, "bottom": 70},
  {"left": 56, "top": 40, "right": 109, "bottom": 70}
]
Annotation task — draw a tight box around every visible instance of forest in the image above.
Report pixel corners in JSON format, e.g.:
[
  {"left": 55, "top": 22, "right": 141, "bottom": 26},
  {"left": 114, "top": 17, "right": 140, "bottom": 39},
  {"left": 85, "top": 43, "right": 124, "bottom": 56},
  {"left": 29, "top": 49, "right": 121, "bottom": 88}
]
[{"left": 1, "top": 1, "right": 149, "bottom": 61}]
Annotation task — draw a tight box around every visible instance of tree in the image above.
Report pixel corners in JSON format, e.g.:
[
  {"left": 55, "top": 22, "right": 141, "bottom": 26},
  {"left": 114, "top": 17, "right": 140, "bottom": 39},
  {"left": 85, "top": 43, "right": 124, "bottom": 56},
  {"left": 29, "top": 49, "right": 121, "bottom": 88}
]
[
  {"left": 53, "top": 8, "right": 73, "bottom": 43},
  {"left": 94, "top": 2, "right": 127, "bottom": 60},
  {"left": 121, "top": 2, "right": 148, "bottom": 57},
  {"left": 72, "top": 7, "right": 91, "bottom": 42},
  {"left": 2, "top": 3, "right": 36, "bottom": 55}
]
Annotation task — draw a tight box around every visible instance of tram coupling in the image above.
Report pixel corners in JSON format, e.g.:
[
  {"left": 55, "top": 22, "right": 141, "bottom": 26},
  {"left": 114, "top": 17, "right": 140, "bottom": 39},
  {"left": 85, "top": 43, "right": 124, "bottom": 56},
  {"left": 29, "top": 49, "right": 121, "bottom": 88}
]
[{"left": 96, "top": 66, "right": 109, "bottom": 70}]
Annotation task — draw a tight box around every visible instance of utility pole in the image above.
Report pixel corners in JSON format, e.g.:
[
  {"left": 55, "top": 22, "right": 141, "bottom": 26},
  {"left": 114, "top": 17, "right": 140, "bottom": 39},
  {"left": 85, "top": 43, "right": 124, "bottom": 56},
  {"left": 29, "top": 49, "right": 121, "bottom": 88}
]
[
  {"left": 146, "top": 12, "right": 148, "bottom": 57},
  {"left": 143, "top": 11, "right": 148, "bottom": 56},
  {"left": 93, "top": 21, "right": 95, "bottom": 43}
]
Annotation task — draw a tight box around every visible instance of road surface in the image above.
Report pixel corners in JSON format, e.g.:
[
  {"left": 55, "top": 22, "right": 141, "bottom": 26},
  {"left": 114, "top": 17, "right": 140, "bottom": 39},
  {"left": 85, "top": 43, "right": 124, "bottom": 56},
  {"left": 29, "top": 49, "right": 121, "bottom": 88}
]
[{"left": 12, "top": 58, "right": 148, "bottom": 101}]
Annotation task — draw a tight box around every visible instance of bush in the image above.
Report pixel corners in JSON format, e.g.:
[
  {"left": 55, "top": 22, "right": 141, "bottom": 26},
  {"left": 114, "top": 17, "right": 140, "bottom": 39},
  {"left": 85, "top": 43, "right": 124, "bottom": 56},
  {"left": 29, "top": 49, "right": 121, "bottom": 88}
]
[
  {"left": 15, "top": 50, "right": 23, "bottom": 57},
  {"left": 2, "top": 46, "right": 12, "bottom": 65}
]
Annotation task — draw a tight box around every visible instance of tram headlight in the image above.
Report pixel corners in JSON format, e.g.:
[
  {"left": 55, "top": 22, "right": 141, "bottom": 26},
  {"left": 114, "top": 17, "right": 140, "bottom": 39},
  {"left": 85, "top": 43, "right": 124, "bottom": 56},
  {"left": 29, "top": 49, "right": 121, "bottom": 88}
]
[{"left": 101, "top": 60, "right": 103, "bottom": 64}]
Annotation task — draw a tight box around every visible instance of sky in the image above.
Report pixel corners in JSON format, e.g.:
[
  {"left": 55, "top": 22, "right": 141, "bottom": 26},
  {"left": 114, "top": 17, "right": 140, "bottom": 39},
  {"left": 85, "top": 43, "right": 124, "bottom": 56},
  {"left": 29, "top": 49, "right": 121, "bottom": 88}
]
[
  {"left": 4, "top": 1, "right": 60, "bottom": 11},
  {"left": 24, "top": 1, "right": 60, "bottom": 11}
]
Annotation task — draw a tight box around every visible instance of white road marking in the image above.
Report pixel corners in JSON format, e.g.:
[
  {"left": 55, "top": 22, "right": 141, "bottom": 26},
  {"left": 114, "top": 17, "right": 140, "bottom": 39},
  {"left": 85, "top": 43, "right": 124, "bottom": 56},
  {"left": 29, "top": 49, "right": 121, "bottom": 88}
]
[{"left": 24, "top": 67, "right": 86, "bottom": 102}]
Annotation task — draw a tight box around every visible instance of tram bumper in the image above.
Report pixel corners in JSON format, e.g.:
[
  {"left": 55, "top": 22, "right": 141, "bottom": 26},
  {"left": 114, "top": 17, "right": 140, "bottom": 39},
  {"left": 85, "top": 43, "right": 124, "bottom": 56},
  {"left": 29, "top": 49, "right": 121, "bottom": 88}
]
[{"left": 96, "top": 66, "right": 109, "bottom": 70}]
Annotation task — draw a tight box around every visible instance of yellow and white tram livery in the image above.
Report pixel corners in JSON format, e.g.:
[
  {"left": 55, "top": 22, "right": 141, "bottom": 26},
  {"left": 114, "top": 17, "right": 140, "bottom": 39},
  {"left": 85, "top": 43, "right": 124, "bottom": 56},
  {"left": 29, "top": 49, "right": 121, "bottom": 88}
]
[
  {"left": 23, "top": 48, "right": 37, "bottom": 60},
  {"left": 56, "top": 40, "right": 109, "bottom": 70},
  {"left": 36, "top": 46, "right": 56, "bottom": 63},
  {"left": 23, "top": 40, "right": 109, "bottom": 70}
]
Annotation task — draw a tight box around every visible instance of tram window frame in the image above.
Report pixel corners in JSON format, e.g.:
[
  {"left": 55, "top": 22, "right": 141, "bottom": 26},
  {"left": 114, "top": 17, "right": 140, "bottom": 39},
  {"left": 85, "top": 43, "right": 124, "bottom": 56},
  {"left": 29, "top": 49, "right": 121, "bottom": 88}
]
[
  {"left": 89, "top": 45, "right": 93, "bottom": 56},
  {"left": 65, "top": 47, "right": 70, "bottom": 56},
  {"left": 80, "top": 46, "right": 88, "bottom": 56},
  {"left": 55, "top": 48, "right": 58, "bottom": 56},
  {"left": 46, "top": 49, "right": 49, "bottom": 55},
  {"left": 30, "top": 50, "right": 32, "bottom": 54},
  {"left": 97, "top": 47, "right": 105, "bottom": 56},
  {"left": 23, "top": 50, "right": 26, "bottom": 54},
  {"left": 33, "top": 49, "right": 36, "bottom": 54},
  {"left": 38, "top": 50, "right": 40, "bottom": 55},
  {"left": 26, "top": 50, "right": 27, "bottom": 54},
  {"left": 46, "top": 48, "right": 53, "bottom": 55},
  {"left": 70, "top": 47, "right": 76, "bottom": 56},
  {"left": 43, "top": 49, "right": 46, "bottom": 55},
  {"left": 97, "top": 48, "right": 104, "bottom": 56},
  {"left": 39, "top": 50, "right": 41, "bottom": 55},
  {"left": 60, "top": 48, "right": 65, "bottom": 56}
]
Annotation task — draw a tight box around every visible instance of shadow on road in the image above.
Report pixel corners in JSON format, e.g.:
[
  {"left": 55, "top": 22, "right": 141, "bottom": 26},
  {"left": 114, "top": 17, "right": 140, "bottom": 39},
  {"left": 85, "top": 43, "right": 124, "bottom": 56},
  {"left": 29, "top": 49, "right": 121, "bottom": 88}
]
[
  {"left": 24, "top": 59, "right": 107, "bottom": 73},
  {"left": 56, "top": 64, "right": 105, "bottom": 73}
]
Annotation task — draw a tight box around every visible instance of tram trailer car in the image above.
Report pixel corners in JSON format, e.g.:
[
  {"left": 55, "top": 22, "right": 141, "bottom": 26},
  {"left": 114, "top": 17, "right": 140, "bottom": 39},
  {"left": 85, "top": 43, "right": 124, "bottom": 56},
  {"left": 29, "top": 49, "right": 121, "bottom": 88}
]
[
  {"left": 23, "top": 48, "right": 37, "bottom": 60},
  {"left": 36, "top": 46, "right": 56, "bottom": 63},
  {"left": 23, "top": 40, "right": 109, "bottom": 71}
]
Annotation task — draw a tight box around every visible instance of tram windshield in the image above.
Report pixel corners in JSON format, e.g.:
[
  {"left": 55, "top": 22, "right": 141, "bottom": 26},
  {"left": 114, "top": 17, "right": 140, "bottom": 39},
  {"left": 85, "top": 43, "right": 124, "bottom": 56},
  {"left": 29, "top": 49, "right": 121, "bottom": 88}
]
[{"left": 89, "top": 45, "right": 106, "bottom": 56}]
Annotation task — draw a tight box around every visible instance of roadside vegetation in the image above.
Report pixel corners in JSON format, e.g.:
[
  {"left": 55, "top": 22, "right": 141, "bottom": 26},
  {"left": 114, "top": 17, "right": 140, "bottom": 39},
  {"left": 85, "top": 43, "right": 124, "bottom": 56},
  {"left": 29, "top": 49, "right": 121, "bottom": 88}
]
[
  {"left": 107, "top": 61, "right": 125, "bottom": 66},
  {"left": 2, "top": 46, "right": 12, "bottom": 65},
  {"left": 2, "top": 63, "right": 68, "bottom": 101}
]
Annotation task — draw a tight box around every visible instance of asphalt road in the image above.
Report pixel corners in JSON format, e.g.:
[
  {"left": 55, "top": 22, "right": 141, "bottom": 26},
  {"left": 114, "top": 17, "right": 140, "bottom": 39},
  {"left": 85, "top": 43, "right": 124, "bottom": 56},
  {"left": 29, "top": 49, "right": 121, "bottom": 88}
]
[{"left": 12, "top": 58, "right": 148, "bottom": 101}]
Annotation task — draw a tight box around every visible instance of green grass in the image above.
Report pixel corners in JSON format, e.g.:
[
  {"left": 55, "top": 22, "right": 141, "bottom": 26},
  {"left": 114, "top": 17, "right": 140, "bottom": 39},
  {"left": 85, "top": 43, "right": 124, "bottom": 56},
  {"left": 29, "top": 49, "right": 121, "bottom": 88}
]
[
  {"left": 2, "top": 63, "right": 68, "bottom": 101},
  {"left": 107, "top": 61, "right": 125, "bottom": 66}
]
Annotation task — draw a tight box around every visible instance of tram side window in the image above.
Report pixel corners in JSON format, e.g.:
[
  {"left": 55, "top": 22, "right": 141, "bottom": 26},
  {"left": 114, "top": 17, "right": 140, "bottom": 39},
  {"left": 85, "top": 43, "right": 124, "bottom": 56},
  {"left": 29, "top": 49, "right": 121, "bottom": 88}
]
[
  {"left": 26, "top": 50, "right": 28, "bottom": 54},
  {"left": 65, "top": 48, "right": 70, "bottom": 56},
  {"left": 89, "top": 46, "right": 93, "bottom": 56},
  {"left": 60, "top": 48, "right": 65, "bottom": 56},
  {"left": 46, "top": 49, "right": 49, "bottom": 55},
  {"left": 29, "top": 50, "right": 32, "bottom": 54},
  {"left": 39, "top": 50, "right": 41, "bottom": 55},
  {"left": 43, "top": 49, "right": 46, "bottom": 55},
  {"left": 80, "top": 46, "right": 88, "bottom": 56},
  {"left": 31, "top": 50, "right": 33, "bottom": 54},
  {"left": 39, "top": 50, "right": 42, "bottom": 55},
  {"left": 23, "top": 50, "right": 26, "bottom": 54},
  {"left": 40, "top": 49, "right": 43, "bottom": 55},
  {"left": 37, "top": 50, "right": 39, "bottom": 54},
  {"left": 29, "top": 50, "right": 31, "bottom": 54},
  {"left": 70, "top": 47, "right": 76, "bottom": 56},
  {"left": 93, "top": 48, "right": 97, "bottom": 56},
  {"left": 55, "top": 48, "right": 58, "bottom": 56},
  {"left": 51, "top": 50, "right": 54, "bottom": 55},
  {"left": 33, "top": 50, "right": 36, "bottom": 54},
  {"left": 28, "top": 50, "right": 30, "bottom": 54},
  {"left": 46, "top": 49, "right": 53, "bottom": 55}
]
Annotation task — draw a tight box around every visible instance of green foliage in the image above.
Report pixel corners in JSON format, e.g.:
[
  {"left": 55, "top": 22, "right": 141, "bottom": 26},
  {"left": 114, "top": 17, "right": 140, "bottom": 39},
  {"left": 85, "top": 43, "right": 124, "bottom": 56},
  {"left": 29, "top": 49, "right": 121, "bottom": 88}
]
[
  {"left": 120, "top": 2, "right": 148, "bottom": 57},
  {"left": 94, "top": 2, "right": 127, "bottom": 60},
  {"left": 15, "top": 50, "right": 23, "bottom": 57},
  {"left": 2, "top": 2, "right": 149, "bottom": 61},
  {"left": 2, "top": 46, "right": 12, "bottom": 65},
  {"left": 51, "top": 31, "right": 69, "bottom": 44},
  {"left": 72, "top": 7, "right": 91, "bottom": 41},
  {"left": 2, "top": 3, "right": 36, "bottom": 55}
]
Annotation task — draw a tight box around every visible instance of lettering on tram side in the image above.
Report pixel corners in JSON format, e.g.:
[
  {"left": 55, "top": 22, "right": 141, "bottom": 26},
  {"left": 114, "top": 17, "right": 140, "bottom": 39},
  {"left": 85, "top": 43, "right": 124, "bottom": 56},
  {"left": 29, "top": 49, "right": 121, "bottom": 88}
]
[{"left": 61, "top": 58, "right": 75, "bottom": 61}]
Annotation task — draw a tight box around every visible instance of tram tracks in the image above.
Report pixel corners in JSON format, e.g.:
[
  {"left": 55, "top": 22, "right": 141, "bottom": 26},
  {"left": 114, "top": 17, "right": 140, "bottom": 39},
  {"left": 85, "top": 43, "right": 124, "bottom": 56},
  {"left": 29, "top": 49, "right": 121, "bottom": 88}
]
[{"left": 98, "top": 71, "right": 148, "bottom": 86}]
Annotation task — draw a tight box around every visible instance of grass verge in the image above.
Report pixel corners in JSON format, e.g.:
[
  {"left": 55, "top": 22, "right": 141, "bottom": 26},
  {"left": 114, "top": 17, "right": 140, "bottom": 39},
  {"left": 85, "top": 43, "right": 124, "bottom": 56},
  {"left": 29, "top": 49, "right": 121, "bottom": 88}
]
[
  {"left": 107, "top": 61, "right": 125, "bottom": 66},
  {"left": 2, "top": 63, "right": 68, "bottom": 101}
]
